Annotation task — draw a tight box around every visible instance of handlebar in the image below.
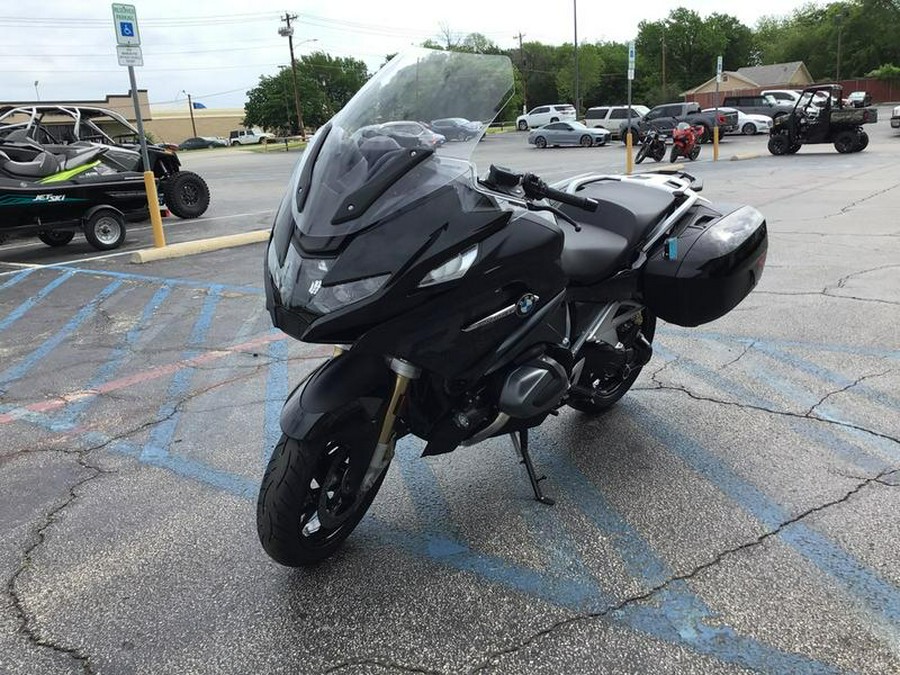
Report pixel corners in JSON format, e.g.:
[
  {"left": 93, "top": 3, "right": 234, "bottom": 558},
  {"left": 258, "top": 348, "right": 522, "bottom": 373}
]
[{"left": 521, "top": 173, "right": 598, "bottom": 212}]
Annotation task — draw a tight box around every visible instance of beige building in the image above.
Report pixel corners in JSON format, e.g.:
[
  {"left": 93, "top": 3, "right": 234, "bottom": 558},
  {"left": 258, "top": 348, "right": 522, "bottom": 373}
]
[
  {"left": 683, "top": 62, "right": 815, "bottom": 97},
  {"left": 144, "top": 108, "right": 247, "bottom": 144}
]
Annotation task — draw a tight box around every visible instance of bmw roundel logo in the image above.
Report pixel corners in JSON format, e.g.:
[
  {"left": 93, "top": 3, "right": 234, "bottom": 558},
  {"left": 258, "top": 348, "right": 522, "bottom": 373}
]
[{"left": 516, "top": 293, "right": 539, "bottom": 316}]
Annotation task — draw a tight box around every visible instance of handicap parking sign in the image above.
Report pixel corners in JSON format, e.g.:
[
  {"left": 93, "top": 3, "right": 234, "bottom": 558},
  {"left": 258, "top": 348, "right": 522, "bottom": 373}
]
[
  {"left": 120, "top": 21, "right": 134, "bottom": 37},
  {"left": 112, "top": 4, "right": 141, "bottom": 45}
]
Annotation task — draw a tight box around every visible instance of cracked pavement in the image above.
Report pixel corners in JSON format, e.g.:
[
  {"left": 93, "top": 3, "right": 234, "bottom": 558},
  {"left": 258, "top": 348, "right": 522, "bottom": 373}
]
[{"left": 1, "top": 124, "right": 899, "bottom": 673}]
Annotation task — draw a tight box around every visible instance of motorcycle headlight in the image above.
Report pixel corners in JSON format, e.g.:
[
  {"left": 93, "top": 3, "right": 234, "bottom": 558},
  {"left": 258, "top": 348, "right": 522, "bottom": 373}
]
[
  {"left": 293, "top": 257, "right": 389, "bottom": 313},
  {"left": 418, "top": 244, "right": 478, "bottom": 287}
]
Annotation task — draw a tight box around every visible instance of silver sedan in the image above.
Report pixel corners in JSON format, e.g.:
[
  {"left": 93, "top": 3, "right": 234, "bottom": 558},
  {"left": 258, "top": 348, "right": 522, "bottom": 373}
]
[{"left": 528, "top": 121, "right": 611, "bottom": 148}]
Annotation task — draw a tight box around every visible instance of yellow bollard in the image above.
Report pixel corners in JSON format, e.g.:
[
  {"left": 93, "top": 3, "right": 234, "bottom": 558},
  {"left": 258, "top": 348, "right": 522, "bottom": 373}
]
[
  {"left": 625, "top": 130, "right": 634, "bottom": 175},
  {"left": 143, "top": 171, "right": 166, "bottom": 248},
  {"left": 713, "top": 126, "right": 719, "bottom": 161}
]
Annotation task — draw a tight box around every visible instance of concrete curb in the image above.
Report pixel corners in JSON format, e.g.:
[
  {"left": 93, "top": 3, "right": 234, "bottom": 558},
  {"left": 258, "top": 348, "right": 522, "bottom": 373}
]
[
  {"left": 730, "top": 152, "right": 762, "bottom": 161},
  {"left": 130, "top": 230, "right": 270, "bottom": 264}
]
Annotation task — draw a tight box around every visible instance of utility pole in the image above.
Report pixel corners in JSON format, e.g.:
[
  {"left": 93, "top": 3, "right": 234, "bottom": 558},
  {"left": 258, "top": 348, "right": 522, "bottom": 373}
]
[
  {"left": 661, "top": 32, "right": 667, "bottom": 94},
  {"left": 515, "top": 31, "right": 527, "bottom": 114},
  {"left": 835, "top": 9, "right": 848, "bottom": 81},
  {"left": 573, "top": 0, "right": 580, "bottom": 114},
  {"left": 279, "top": 12, "right": 305, "bottom": 139},
  {"left": 184, "top": 91, "right": 197, "bottom": 137}
]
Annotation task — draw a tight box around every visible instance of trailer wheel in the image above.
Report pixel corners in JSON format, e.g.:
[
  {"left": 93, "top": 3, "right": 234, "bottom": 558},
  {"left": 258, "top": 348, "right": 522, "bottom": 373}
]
[
  {"left": 38, "top": 230, "right": 75, "bottom": 247},
  {"left": 163, "top": 171, "right": 210, "bottom": 219},
  {"left": 83, "top": 209, "right": 126, "bottom": 251},
  {"left": 834, "top": 131, "right": 857, "bottom": 154}
]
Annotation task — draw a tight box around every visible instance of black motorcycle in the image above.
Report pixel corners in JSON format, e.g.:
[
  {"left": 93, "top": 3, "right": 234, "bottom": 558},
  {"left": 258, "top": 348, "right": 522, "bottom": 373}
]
[
  {"left": 258, "top": 50, "right": 768, "bottom": 566},
  {"left": 634, "top": 128, "right": 666, "bottom": 163}
]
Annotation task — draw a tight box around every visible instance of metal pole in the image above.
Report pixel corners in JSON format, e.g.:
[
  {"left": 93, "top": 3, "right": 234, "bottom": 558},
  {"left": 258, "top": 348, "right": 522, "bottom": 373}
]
[
  {"left": 573, "top": 0, "right": 580, "bottom": 114},
  {"left": 713, "top": 76, "right": 720, "bottom": 161},
  {"left": 186, "top": 92, "right": 197, "bottom": 137},
  {"left": 281, "top": 13, "right": 306, "bottom": 139},
  {"left": 516, "top": 31, "right": 527, "bottom": 114},
  {"left": 128, "top": 66, "right": 165, "bottom": 248},
  {"left": 626, "top": 77, "right": 633, "bottom": 175}
]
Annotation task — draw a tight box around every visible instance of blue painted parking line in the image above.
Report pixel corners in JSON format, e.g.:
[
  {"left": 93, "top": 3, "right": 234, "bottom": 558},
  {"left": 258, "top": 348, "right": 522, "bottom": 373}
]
[
  {"left": 0, "top": 267, "right": 35, "bottom": 291},
  {"left": 46, "top": 265, "right": 263, "bottom": 296},
  {"left": 140, "top": 288, "right": 223, "bottom": 461},
  {"left": 0, "top": 280, "right": 124, "bottom": 392},
  {"left": 0, "top": 270, "right": 75, "bottom": 334}
]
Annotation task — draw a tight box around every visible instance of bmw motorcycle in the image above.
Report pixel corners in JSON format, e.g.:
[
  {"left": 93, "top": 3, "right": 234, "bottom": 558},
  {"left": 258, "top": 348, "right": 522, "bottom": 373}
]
[
  {"left": 634, "top": 128, "right": 666, "bottom": 164},
  {"left": 259, "top": 50, "right": 768, "bottom": 566}
]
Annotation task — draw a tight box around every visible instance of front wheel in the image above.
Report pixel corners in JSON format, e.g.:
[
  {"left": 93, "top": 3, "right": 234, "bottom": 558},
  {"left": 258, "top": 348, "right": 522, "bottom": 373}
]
[
  {"left": 257, "top": 418, "right": 388, "bottom": 566},
  {"left": 579, "top": 135, "right": 593, "bottom": 147},
  {"left": 534, "top": 136, "right": 547, "bottom": 149},
  {"left": 670, "top": 145, "right": 679, "bottom": 163},
  {"left": 568, "top": 309, "right": 656, "bottom": 414},
  {"left": 635, "top": 144, "right": 649, "bottom": 164},
  {"left": 689, "top": 144, "right": 700, "bottom": 161},
  {"left": 768, "top": 134, "right": 789, "bottom": 156},
  {"left": 517, "top": 120, "right": 528, "bottom": 131},
  {"left": 742, "top": 122, "right": 757, "bottom": 136}
]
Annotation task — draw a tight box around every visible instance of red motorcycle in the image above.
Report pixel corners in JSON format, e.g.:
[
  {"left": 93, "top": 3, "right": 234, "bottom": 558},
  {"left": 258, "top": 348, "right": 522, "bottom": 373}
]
[{"left": 670, "top": 122, "right": 703, "bottom": 162}]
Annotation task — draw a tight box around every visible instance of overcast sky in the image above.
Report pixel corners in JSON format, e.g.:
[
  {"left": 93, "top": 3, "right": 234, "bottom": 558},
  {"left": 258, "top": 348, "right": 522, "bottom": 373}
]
[{"left": 3, "top": 0, "right": 821, "bottom": 110}]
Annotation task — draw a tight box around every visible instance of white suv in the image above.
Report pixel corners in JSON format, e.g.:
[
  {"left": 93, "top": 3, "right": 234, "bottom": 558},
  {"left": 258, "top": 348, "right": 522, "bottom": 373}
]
[
  {"left": 516, "top": 104, "right": 576, "bottom": 130},
  {"left": 761, "top": 90, "right": 801, "bottom": 106},
  {"left": 229, "top": 127, "right": 275, "bottom": 145}
]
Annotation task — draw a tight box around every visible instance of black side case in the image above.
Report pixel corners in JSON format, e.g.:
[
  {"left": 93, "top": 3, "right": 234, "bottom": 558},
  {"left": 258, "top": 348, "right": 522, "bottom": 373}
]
[{"left": 642, "top": 204, "right": 767, "bottom": 327}]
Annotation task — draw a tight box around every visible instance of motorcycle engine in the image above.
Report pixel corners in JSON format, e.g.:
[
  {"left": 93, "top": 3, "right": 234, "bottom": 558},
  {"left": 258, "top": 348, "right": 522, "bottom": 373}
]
[{"left": 498, "top": 354, "right": 569, "bottom": 418}]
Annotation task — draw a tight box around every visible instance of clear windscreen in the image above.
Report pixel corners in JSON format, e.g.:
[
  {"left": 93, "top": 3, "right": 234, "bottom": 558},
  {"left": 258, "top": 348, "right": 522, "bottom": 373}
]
[{"left": 290, "top": 49, "right": 514, "bottom": 237}]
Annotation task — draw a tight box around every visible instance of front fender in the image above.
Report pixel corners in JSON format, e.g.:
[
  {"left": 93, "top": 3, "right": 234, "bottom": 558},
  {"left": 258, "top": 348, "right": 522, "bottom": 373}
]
[{"left": 280, "top": 351, "right": 393, "bottom": 440}]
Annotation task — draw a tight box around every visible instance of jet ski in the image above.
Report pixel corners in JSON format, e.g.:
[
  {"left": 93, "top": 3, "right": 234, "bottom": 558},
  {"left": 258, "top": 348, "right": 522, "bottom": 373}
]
[{"left": 0, "top": 131, "right": 162, "bottom": 250}]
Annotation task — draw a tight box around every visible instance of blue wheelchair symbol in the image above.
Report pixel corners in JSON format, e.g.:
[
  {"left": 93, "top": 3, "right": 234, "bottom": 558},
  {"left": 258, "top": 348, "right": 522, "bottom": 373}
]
[{"left": 120, "top": 21, "right": 134, "bottom": 37}]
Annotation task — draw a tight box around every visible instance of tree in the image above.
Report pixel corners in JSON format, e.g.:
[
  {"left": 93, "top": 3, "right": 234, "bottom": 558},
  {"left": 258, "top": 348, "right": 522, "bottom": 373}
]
[{"left": 243, "top": 51, "right": 368, "bottom": 133}]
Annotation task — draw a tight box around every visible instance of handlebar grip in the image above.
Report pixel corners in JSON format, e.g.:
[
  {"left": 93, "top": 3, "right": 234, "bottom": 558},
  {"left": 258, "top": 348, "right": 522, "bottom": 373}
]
[
  {"left": 542, "top": 185, "right": 598, "bottom": 212},
  {"left": 521, "top": 173, "right": 598, "bottom": 212}
]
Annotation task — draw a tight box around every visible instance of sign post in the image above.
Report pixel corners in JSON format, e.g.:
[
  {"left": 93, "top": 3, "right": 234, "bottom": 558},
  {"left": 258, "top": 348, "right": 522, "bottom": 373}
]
[
  {"left": 713, "top": 55, "right": 722, "bottom": 161},
  {"left": 626, "top": 41, "right": 635, "bottom": 175},
  {"left": 112, "top": 3, "right": 165, "bottom": 248}
]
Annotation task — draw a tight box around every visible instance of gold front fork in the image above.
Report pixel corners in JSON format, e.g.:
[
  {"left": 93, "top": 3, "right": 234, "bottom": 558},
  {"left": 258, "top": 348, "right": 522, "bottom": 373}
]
[{"left": 361, "top": 358, "right": 420, "bottom": 490}]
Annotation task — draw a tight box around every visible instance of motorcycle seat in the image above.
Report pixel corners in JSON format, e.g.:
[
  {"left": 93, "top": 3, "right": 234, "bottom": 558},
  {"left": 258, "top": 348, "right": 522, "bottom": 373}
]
[
  {"left": 559, "top": 179, "right": 675, "bottom": 251},
  {"left": 560, "top": 223, "right": 631, "bottom": 285},
  {"left": 0, "top": 150, "right": 61, "bottom": 178}
]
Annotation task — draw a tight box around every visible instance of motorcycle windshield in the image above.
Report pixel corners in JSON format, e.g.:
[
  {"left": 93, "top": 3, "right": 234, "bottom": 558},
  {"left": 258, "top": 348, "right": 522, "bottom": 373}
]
[{"left": 290, "top": 49, "right": 514, "bottom": 238}]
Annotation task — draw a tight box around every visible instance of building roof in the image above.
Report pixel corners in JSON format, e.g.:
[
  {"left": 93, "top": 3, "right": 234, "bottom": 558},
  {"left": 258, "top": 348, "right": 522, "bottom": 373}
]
[
  {"left": 735, "top": 62, "right": 806, "bottom": 87},
  {"left": 681, "top": 71, "right": 757, "bottom": 96}
]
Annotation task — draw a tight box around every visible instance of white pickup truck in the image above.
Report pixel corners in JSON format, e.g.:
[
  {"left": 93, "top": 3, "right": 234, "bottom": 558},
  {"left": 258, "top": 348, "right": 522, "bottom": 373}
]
[
  {"left": 892, "top": 105, "right": 900, "bottom": 131},
  {"left": 228, "top": 128, "right": 275, "bottom": 146}
]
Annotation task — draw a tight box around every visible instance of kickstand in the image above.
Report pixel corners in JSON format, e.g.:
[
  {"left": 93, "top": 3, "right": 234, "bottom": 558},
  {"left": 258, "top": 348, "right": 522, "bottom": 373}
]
[{"left": 509, "top": 430, "right": 555, "bottom": 505}]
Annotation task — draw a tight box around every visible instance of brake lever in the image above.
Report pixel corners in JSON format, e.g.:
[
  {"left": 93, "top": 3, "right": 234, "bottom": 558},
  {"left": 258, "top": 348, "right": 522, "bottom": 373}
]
[{"left": 526, "top": 201, "right": 582, "bottom": 232}]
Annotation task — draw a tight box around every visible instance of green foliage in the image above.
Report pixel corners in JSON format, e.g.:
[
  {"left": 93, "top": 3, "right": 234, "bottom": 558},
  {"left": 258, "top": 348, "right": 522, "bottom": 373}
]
[
  {"left": 865, "top": 63, "right": 900, "bottom": 79},
  {"left": 243, "top": 51, "right": 369, "bottom": 134}
]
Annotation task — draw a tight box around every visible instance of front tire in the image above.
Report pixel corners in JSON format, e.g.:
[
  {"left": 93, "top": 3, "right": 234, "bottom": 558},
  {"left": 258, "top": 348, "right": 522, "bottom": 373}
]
[
  {"left": 257, "top": 422, "right": 388, "bottom": 567},
  {"left": 579, "top": 135, "right": 593, "bottom": 147},
  {"left": 534, "top": 136, "right": 547, "bottom": 149},
  {"left": 163, "top": 171, "right": 210, "bottom": 219},
  {"left": 635, "top": 144, "right": 649, "bottom": 164},
  {"left": 768, "top": 134, "right": 789, "bottom": 155},
  {"left": 670, "top": 145, "right": 679, "bottom": 162},
  {"left": 742, "top": 122, "right": 757, "bottom": 135},
  {"left": 517, "top": 120, "right": 528, "bottom": 131}
]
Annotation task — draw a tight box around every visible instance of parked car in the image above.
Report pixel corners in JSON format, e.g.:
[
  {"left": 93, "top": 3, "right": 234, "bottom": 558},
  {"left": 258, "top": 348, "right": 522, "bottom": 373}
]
[
  {"left": 429, "top": 118, "right": 483, "bottom": 141},
  {"left": 178, "top": 136, "right": 228, "bottom": 150},
  {"left": 845, "top": 91, "right": 872, "bottom": 108},
  {"left": 229, "top": 127, "right": 274, "bottom": 145},
  {"left": 527, "top": 121, "right": 610, "bottom": 148},
  {"left": 891, "top": 105, "right": 900, "bottom": 131},
  {"left": 636, "top": 102, "right": 738, "bottom": 143},
  {"left": 722, "top": 94, "right": 793, "bottom": 119},
  {"left": 761, "top": 89, "right": 802, "bottom": 105},
  {"left": 516, "top": 104, "right": 577, "bottom": 130},
  {"left": 702, "top": 107, "right": 772, "bottom": 135},
  {"left": 379, "top": 121, "right": 446, "bottom": 147},
  {"left": 584, "top": 105, "right": 649, "bottom": 138}
]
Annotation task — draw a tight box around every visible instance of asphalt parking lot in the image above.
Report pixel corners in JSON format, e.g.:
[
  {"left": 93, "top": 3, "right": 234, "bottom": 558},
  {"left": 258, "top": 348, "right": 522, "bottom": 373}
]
[{"left": 1, "top": 116, "right": 899, "bottom": 674}]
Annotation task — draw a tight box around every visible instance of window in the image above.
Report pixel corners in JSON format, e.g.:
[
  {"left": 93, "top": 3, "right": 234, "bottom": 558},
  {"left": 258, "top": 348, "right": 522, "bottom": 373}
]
[
  {"left": 609, "top": 109, "right": 628, "bottom": 119},
  {"left": 660, "top": 105, "right": 683, "bottom": 117},
  {"left": 531, "top": 107, "right": 549, "bottom": 115},
  {"left": 544, "top": 123, "right": 566, "bottom": 130},
  {"left": 586, "top": 108, "right": 608, "bottom": 119}
]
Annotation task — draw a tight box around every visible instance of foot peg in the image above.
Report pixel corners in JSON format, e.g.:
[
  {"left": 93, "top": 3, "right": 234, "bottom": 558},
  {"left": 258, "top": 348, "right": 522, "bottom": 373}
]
[{"left": 509, "top": 430, "right": 555, "bottom": 505}]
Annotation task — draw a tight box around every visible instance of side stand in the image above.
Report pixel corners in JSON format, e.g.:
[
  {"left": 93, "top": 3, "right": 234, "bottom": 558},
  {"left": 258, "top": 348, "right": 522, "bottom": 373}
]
[{"left": 509, "top": 430, "right": 555, "bottom": 505}]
